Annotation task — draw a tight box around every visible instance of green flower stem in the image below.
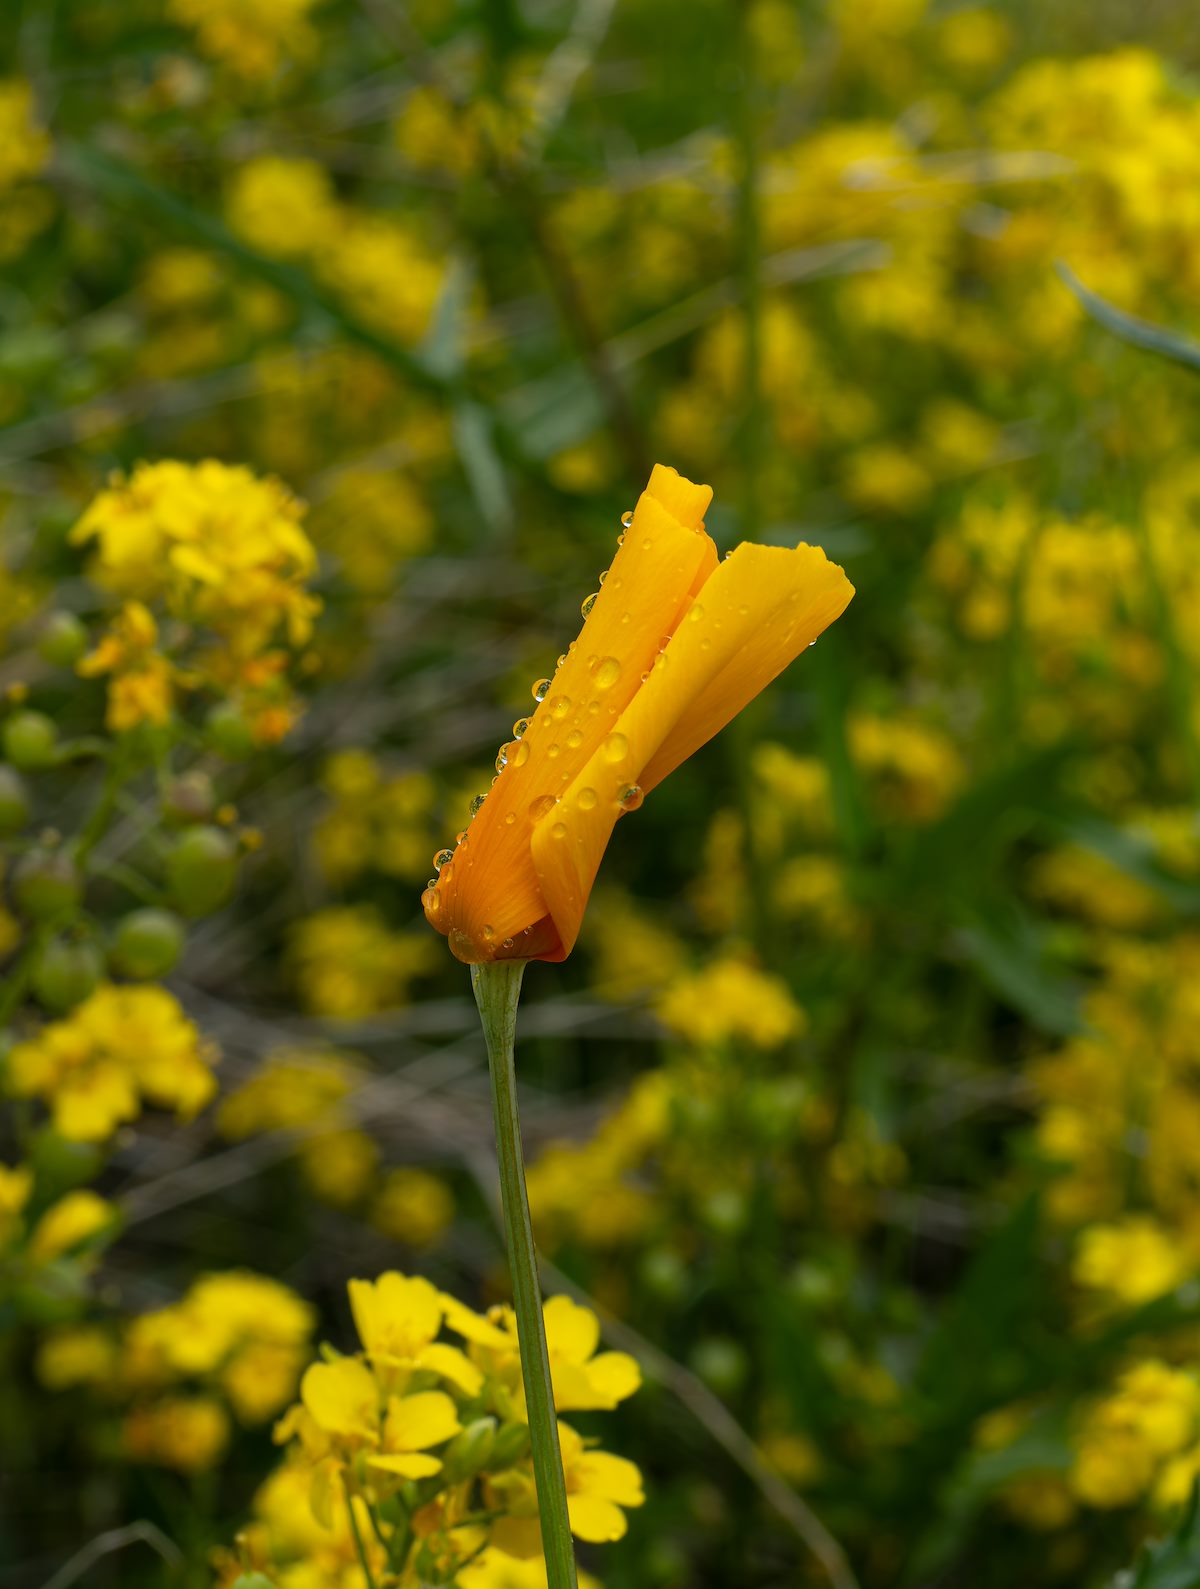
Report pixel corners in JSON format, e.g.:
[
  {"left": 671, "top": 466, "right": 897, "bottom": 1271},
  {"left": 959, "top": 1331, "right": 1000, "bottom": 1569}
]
[{"left": 472, "top": 959, "right": 578, "bottom": 1589}]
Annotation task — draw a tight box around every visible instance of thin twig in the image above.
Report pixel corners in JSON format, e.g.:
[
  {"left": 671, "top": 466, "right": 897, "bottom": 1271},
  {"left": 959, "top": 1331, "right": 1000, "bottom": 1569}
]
[{"left": 36, "top": 1522, "right": 182, "bottom": 1589}]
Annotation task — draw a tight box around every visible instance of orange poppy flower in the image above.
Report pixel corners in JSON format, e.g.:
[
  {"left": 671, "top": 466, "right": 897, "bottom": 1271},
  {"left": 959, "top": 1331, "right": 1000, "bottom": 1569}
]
[{"left": 423, "top": 464, "right": 854, "bottom": 964}]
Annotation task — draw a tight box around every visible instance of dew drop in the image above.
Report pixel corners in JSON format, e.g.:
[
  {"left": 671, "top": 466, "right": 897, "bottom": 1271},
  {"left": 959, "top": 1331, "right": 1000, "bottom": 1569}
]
[
  {"left": 641, "top": 537, "right": 652, "bottom": 551},
  {"left": 547, "top": 742, "right": 561, "bottom": 759},
  {"left": 557, "top": 653, "right": 568, "bottom": 669},
  {"left": 422, "top": 887, "right": 440, "bottom": 914},
  {"left": 618, "top": 784, "right": 644, "bottom": 812},
  {"left": 449, "top": 927, "right": 484, "bottom": 963},
  {"left": 808, "top": 638, "right": 818, "bottom": 648},
  {"left": 566, "top": 729, "right": 583, "bottom": 749},
  {"left": 512, "top": 740, "right": 530, "bottom": 768},
  {"left": 550, "top": 821, "right": 568, "bottom": 840},
  {"left": 592, "top": 655, "right": 621, "bottom": 691},
  {"left": 426, "top": 877, "right": 438, "bottom": 889},
  {"left": 513, "top": 718, "right": 530, "bottom": 739},
  {"left": 603, "top": 732, "right": 629, "bottom": 763},
  {"left": 440, "top": 862, "right": 454, "bottom": 884},
  {"left": 455, "top": 830, "right": 468, "bottom": 846},
  {"left": 688, "top": 602, "right": 705, "bottom": 623},
  {"left": 481, "top": 924, "right": 495, "bottom": 942},
  {"left": 495, "top": 746, "right": 510, "bottom": 773},
  {"left": 548, "top": 694, "right": 571, "bottom": 720},
  {"left": 528, "top": 793, "right": 559, "bottom": 822},
  {"left": 620, "top": 509, "right": 634, "bottom": 529},
  {"left": 598, "top": 570, "right": 608, "bottom": 586},
  {"left": 504, "top": 811, "right": 517, "bottom": 825},
  {"left": 503, "top": 937, "right": 514, "bottom": 948},
  {"left": 617, "top": 532, "right": 625, "bottom": 546},
  {"left": 433, "top": 847, "right": 455, "bottom": 870},
  {"left": 469, "top": 794, "right": 486, "bottom": 817},
  {"left": 580, "top": 592, "right": 599, "bottom": 618},
  {"left": 532, "top": 678, "right": 551, "bottom": 702},
  {"left": 578, "top": 787, "right": 598, "bottom": 810}
]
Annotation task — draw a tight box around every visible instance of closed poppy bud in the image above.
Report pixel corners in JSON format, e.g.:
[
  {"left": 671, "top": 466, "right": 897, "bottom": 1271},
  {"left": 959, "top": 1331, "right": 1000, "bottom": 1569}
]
[{"left": 424, "top": 464, "right": 854, "bottom": 964}]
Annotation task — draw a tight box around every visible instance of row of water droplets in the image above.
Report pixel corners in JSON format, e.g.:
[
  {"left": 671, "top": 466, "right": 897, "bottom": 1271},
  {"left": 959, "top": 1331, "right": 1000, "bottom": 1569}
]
[{"left": 421, "top": 507, "right": 645, "bottom": 940}]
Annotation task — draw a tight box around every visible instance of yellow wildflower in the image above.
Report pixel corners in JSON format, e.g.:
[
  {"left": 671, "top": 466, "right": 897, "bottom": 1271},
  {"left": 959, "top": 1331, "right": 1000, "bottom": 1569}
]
[
  {"left": 1073, "top": 1218, "right": 1189, "bottom": 1307},
  {"left": 656, "top": 954, "right": 806, "bottom": 1050},
  {"left": 28, "top": 1190, "right": 116, "bottom": 1262}
]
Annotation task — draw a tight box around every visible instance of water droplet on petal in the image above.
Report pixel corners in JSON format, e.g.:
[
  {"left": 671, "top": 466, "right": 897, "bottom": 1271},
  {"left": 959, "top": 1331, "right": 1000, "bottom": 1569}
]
[
  {"left": 440, "top": 862, "right": 455, "bottom": 884},
  {"left": 620, "top": 509, "right": 634, "bottom": 530},
  {"left": 512, "top": 740, "right": 530, "bottom": 767},
  {"left": 496, "top": 746, "right": 510, "bottom": 772},
  {"left": 455, "top": 830, "right": 468, "bottom": 846},
  {"left": 422, "top": 887, "right": 440, "bottom": 914},
  {"left": 528, "top": 793, "right": 560, "bottom": 822},
  {"left": 641, "top": 538, "right": 652, "bottom": 551},
  {"left": 504, "top": 811, "right": 517, "bottom": 825},
  {"left": 566, "top": 729, "right": 583, "bottom": 749},
  {"left": 532, "top": 678, "right": 551, "bottom": 702},
  {"left": 469, "top": 793, "right": 486, "bottom": 817},
  {"left": 550, "top": 821, "right": 568, "bottom": 840},
  {"left": 426, "top": 877, "right": 438, "bottom": 889},
  {"left": 513, "top": 718, "right": 530, "bottom": 739},
  {"left": 598, "top": 570, "right": 607, "bottom": 586},
  {"left": 557, "top": 653, "right": 568, "bottom": 669},
  {"left": 547, "top": 742, "right": 561, "bottom": 759},
  {"left": 548, "top": 694, "right": 571, "bottom": 720},
  {"left": 603, "top": 732, "right": 629, "bottom": 763},
  {"left": 481, "top": 924, "right": 495, "bottom": 941},
  {"left": 449, "top": 927, "right": 484, "bottom": 963},
  {"left": 618, "top": 784, "right": 644, "bottom": 812},
  {"left": 580, "top": 592, "right": 598, "bottom": 618},
  {"left": 578, "top": 787, "right": 598, "bottom": 810},
  {"left": 592, "top": 656, "right": 621, "bottom": 691},
  {"left": 808, "top": 638, "right": 817, "bottom": 648},
  {"left": 433, "top": 848, "right": 455, "bottom": 870},
  {"left": 503, "top": 937, "right": 514, "bottom": 948},
  {"left": 688, "top": 602, "right": 705, "bottom": 623}
]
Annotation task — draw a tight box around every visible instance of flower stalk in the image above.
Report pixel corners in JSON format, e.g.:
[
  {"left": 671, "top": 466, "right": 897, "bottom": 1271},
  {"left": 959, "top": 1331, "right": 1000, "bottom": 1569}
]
[{"left": 471, "top": 959, "right": 578, "bottom": 1589}]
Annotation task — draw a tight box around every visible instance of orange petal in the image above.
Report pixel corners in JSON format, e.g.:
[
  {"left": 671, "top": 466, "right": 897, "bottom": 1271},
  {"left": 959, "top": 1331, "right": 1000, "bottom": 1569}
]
[
  {"left": 427, "top": 466, "right": 715, "bottom": 962},
  {"left": 531, "top": 541, "right": 853, "bottom": 957}
]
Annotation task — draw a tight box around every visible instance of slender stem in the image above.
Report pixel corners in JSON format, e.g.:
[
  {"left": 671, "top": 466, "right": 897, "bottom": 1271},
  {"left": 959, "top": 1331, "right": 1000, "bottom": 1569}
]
[
  {"left": 471, "top": 959, "right": 577, "bottom": 1589},
  {"left": 342, "top": 1474, "right": 380, "bottom": 1589}
]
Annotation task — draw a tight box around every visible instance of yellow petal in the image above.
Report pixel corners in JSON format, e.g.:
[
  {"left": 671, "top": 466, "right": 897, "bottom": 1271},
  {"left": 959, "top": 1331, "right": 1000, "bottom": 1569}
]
[
  {"left": 574, "top": 1449, "right": 646, "bottom": 1507},
  {"left": 441, "top": 1295, "right": 513, "bottom": 1350},
  {"left": 532, "top": 540, "right": 853, "bottom": 957},
  {"left": 586, "top": 1351, "right": 642, "bottom": 1406},
  {"left": 416, "top": 1342, "right": 485, "bottom": 1396},
  {"left": 543, "top": 1295, "right": 600, "bottom": 1365},
  {"left": 350, "top": 1272, "right": 441, "bottom": 1358},
  {"left": 426, "top": 465, "right": 716, "bottom": 962},
  {"left": 567, "top": 1493, "right": 629, "bottom": 1543},
  {"left": 301, "top": 1357, "right": 379, "bottom": 1437},
  {"left": 367, "top": 1451, "right": 443, "bottom": 1479},
  {"left": 549, "top": 1360, "right": 601, "bottom": 1412},
  {"left": 385, "top": 1389, "right": 462, "bottom": 1451}
]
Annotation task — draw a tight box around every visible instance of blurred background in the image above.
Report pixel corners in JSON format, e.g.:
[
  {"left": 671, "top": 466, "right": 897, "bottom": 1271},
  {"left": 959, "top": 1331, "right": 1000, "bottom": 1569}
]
[{"left": 4, "top": 0, "right": 1200, "bottom": 1585}]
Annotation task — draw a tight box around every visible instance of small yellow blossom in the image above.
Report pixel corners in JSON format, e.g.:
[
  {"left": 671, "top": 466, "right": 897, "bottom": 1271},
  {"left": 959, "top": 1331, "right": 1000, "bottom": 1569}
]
[
  {"left": 657, "top": 954, "right": 806, "bottom": 1050},
  {"left": 28, "top": 1190, "right": 116, "bottom": 1262},
  {"left": 1073, "top": 1217, "right": 1189, "bottom": 1307}
]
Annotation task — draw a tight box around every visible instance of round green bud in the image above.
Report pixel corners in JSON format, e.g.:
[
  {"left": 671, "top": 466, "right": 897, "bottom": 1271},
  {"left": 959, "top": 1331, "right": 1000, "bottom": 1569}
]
[
  {"left": 31, "top": 936, "right": 104, "bottom": 1013},
  {"left": 112, "top": 908, "right": 186, "bottom": 980},
  {"left": 12, "top": 847, "right": 83, "bottom": 921},
  {"left": 490, "top": 1421, "right": 532, "bottom": 1470},
  {"left": 36, "top": 612, "right": 88, "bottom": 669},
  {"left": 2, "top": 710, "right": 58, "bottom": 771},
  {"left": 206, "top": 702, "right": 255, "bottom": 760},
  {"left": 166, "top": 826, "right": 237, "bottom": 917},
  {"left": 0, "top": 764, "right": 30, "bottom": 834},
  {"left": 440, "top": 1417, "right": 497, "bottom": 1483},
  {"left": 689, "top": 1336, "right": 748, "bottom": 1396},
  {"left": 162, "top": 770, "right": 216, "bottom": 827}
]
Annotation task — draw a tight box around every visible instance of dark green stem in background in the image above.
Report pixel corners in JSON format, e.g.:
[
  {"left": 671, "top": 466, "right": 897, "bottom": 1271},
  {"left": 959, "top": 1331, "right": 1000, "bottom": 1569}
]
[{"left": 472, "top": 959, "right": 578, "bottom": 1589}]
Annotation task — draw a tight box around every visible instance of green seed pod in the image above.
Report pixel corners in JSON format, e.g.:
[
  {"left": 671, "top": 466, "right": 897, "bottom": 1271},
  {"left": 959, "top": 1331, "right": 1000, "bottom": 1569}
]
[
  {"left": 490, "top": 1420, "right": 532, "bottom": 1470},
  {"left": 0, "top": 764, "right": 30, "bottom": 835},
  {"left": 2, "top": 710, "right": 58, "bottom": 771},
  {"left": 206, "top": 702, "right": 256, "bottom": 760},
  {"left": 12, "top": 847, "right": 83, "bottom": 921},
  {"left": 440, "top": 1416, "right": 497, "bottom": 1483},
  {"left": 112, "top": 908, "right": 186, "bottom": 980},
  {"left": 31, "top": 936, "right": 104, "bottom": 1012},
  {"left": 166, "top": 825, "right": 237, "bottom": 917},
  {"left": 161, "top": 770, "right": 216, "bottom": 827},
  {"left": 36, "top": 612, "right": 88, "bottom": 669}
]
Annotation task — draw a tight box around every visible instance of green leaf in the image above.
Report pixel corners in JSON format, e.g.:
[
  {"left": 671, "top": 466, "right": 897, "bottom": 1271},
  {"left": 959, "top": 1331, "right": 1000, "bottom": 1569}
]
[
  {"left": 1109, "top": 1484, "right": 1200, "bottom": 1589},
  {"left": 1057, "top": 262, "right": 1200, "bottom": 377},
  {"left": 955, "top": 903, "right": 1084, "bottom": 1036}
]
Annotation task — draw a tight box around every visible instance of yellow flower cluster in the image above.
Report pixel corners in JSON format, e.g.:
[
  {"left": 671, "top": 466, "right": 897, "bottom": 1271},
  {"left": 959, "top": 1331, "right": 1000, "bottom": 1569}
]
[
  {"left": 38, "top": 1270, "right": 314, "bottom": 1472},
  {"left": 6, "top": 984, "right": 217, "bottom": 1142},
  {"left": 71, "top": 460, "right": 319, "bottom": 740},
  {"left": 1070, "top": 1362, "right": 1200, "bottom": 1510},
  {"left": 220, "top": 1272, "right": 642, "bottom": 1585},
  {"left": 0, "top": 80, "right": 50, "bottom": 190},
  {"left": 289, "top": 906, "right": 439, "bottom": 1018},
  {"left": 0, "top": 1174, "right": 117, "bottom": 1275},
  {"left": 226, "top": 155, "right": 445, "bottom": 343},
  {"left": 656, "top": 953, "right": 807, "bottom": 1050},
  {"left": 314, "top": 752, "right": 439, "bottom": 886},
  {"left": 168, "top": 0, "right": 323, "bottom": 81}
]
